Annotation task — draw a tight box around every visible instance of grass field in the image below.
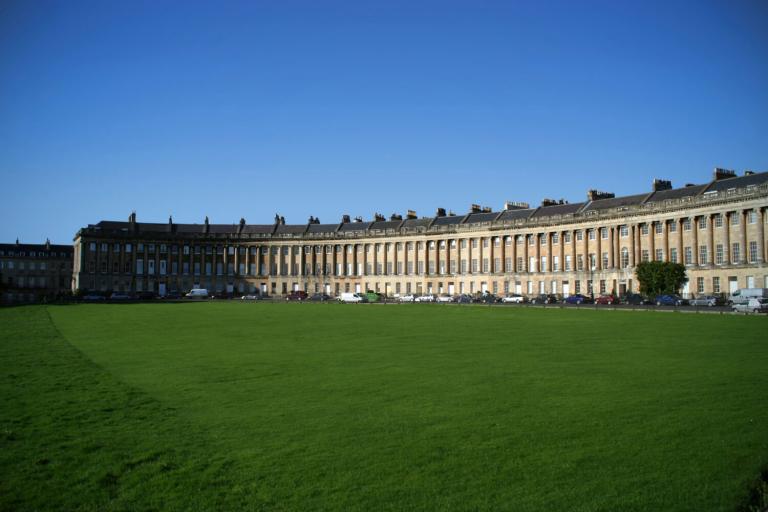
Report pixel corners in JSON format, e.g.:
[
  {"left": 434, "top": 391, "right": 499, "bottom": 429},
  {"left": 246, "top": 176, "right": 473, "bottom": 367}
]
[{"left": 1, "top": 303, "right": 767, "bottom": 511}]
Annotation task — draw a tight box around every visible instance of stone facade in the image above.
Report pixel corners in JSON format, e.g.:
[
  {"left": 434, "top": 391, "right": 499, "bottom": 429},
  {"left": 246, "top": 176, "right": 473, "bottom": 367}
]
[
  {"left": 0, "top": 240, "right": 74, "bottom": 304},
  {"left": 72, "top": 169, "right": 768, "bottom": 298}
]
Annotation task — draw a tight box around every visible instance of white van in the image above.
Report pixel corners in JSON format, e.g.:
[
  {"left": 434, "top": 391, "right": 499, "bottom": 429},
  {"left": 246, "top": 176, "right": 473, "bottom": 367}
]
[
  {"left": 186, "top": 288, "right": 209, "bottom": 298},
  {"left": 339, "top": 292, "right": 364, "bottom": 303},
  {"left": 728, "top": 288, "right": 768, "bottom": 305}
]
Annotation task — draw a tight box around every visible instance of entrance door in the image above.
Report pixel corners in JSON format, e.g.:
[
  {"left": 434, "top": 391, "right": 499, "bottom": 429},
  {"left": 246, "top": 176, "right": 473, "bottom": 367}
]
[
  {"left": 261, "top": 283, "right": 267, "bottom": 294},
  {"left": 448, "top": 284, "right": 455, "bottom": 295},
  {"left": 729, "top": 277, "right": 738, "bottom": 294},
  {"left": 324, "top": 284, "right": 331, "bottom": 294},
  {"left": 515, "top": 282, "right": 522, "bottom": 294},
  {"left": 481, "top": 282, "right": 488, "bottom": 293},
  {"left": 226, "top": 284, "right": 234, "bottom": 294},
  {"left": 293, "top": 283, "right": 299, "bottom": 291},
  {"left": 158, "top": 283, "right": 166, "bottom": 297},
  {"left": 355, "top": 283, "right": 361, "bottom": 293},
  {"left": 747, "top": 276, "right": 755, "bottom": 288},
  {"left": 562, "top": 282, "right": 570, "bottom": 297},
  {"left": 682, "top": 281, "right": 690, "bottom": 297}
]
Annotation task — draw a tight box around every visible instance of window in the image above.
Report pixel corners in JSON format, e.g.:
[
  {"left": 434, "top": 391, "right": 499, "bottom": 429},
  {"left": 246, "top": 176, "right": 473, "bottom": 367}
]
[
  {"left": 427, "top": 262, "right": 434, "bottom": 275},
  {"left": 528, "top": 236, "right": 535, "bottom": 246},
  {"left": 732, "top": 243, "right": 741, "bottom": 262},
  {"left": 564, "top": 232, "right": 571, "bottom": 243},
  {"left": 697, "top": 277, "right": 704, "bottom": 293},
  {"left": 621, "top": 249, "right": 629, "bottom": 268},
  {"left": 449, "top": 260, "right": 457, "bottom": 274},
  {"left": 565, "top": 254, "right": 572, "bottom": 271},
  {"left": 668, "top": 221, "right": 676, "bottom": 233},
  {"left": 493, "top": 238, "right": 500, "bottom": 248},
  {"left": 483, "top": 239, "right": 489, "bottom": 248},
  {"left": 136, "top": 259, "right": 144, "bottom": 274},
  {"left": 654, "top": 222, "right": 662, "bottom": 234},
  {"left": 713, "top": 277, "right": 720, "bottom": 293},
  {"left": 602, "top": 252, "right": 609, "bottom": 267},
  {"left": 670, "top": 247, "right": 678, "bottom": 264},
  {"left": 641, "top": 250, "right": 649, "bottom": 262},
  {"left": 100, "top": 243, "right": 108, "bottom": 252},
  {"left": 715, "top": 244, "right": 724, "bottom": 265},
  {"left": 683, "top": 219, "right": 691, "bottom": 231},
  {"left": 505, "top": 237, "right": 512, "bottom": 246},
  {"left": 417, "top": 261, "right": 424, "bottom": 274},
  {"left": 620, "top": 225, "right": 628, "bottom": 237},
  {"left": 539, "top": 256, "right": 546, "bottom": 271},
  {"left": 552, "top": 232, "right": 559, "bottom": 244},
  {"left": 576, "top": 230, "right": 583, "bottom": 241},
  {"left": 588, "top": 229, "right": 596, "bottom": 240},
  {"left": 641, "top": 224, "right": 649, "bottom": 235},
  {"left": 505, "top": 257, "right": 512, "bottom": 272},
  {"left": 460, "top": 259, "right": 467, "bottom": 273},
  {"left": 471, "top": 259, "right": 478, "bottom": 272},
  {"left": 540, "top": 235, "right": 546, "bottom": 246},
  {"left": 698, "top": 217, "right": 707, "bottom": 229},
  {"left": 748, "top": 211, "right": 757, "bottom": 224},
  {"left": 699, "top": 245, "right": 708, "bottom": 265},
  {"left": 749, "top": 241, "right": 758, "bottom": 262},
  {"left": 576, "top": 255, "right": 584, "bottom": 271},
  {"left": 460, "top": 240, "right": 467, "bottom": 249},
  {"left": 493, "top": 258, "right": 500, "bottom": 272},
  {"left": 89, "top": 242, "right": 96, "bottom": 251},
  {"left": 529, "top": 257, "right": 537, "bottom": 272},
  {"left": 684, "top": 247, "right": 692, "bottom": 265},
  {"left": 714, "top": 214, "right": 723, "bottom": 228},
  {"left": 600, "top": 227, "right": 608, "bottom": 239},
  {"left": 517, "top": 257, "right": 524, "bottom": 272},
  {"left": 482, "top": 258, "right": 490, "bottom": 273},
  {"left": 471, "top": 239, "right": 479, "bottom": 249}
]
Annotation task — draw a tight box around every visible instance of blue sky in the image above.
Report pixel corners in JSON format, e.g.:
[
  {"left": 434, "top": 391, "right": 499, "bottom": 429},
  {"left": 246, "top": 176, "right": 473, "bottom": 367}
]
[{"left": 1, "top": 0, "right": 766, "bottom": 243}]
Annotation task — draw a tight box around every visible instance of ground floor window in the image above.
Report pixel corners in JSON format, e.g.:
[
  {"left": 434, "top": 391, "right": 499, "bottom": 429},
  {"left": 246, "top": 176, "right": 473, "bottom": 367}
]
[
  {"left": 712, "top": 277, "right": 720, "bottom": 293},
  {"left": 696, "top": 277, "right": 704, "bottom": 293}
]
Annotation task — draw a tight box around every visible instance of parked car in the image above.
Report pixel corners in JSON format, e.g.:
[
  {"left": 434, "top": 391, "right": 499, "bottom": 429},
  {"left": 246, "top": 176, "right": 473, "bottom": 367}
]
[
  {"left": 500, "top": 294, "right": 526, "bottom": 303},
  {"left": 531, "top": 294, "right": 559, "bottom": 304},
  {"left": 564, "top": 294, "right": 593, "bottom": 304},
  {"left": 436, "top": 295, "right": 454, "bottom": 303},
  {"left": 620, "top": 293, "right": 650, "bottom": 305},
  {"left": 689, "top": 295, "right": 723, "bottom": 307},
  {"left": 163, "top": 292, "right": 182, "bottom": 300},
  {"left": 398, "top": 294, "right": 415, "bottom": 302},
  {"left": 186, "top": 288, "right": 209, "bottom": 298},
  {"left": 414, "top": 294, "right": 435, "bottom": 302},
  {"left": 655, "top": 294, "right": 687, "bottom": 306},
  {"left": 286, "top": 291, "right": 309, "bottom": 301},
  {"left": 109, "top": 293, "right": 133, "bottom": 301},
  {"left": 732, "top": 298, "right": 768, "bottom": 313},
  {"left": 474, "top": 294, "right": 497, "bottom": 304},
  {"left": 364, "top": 291, "right": 382, "bottom": 303},
  {"left": 137, "top": 291, "right": 158, "bottom": 300},
  {"left": 339, "top": 292, "right": 365, "bottom": 303},
  {"left": 456, "top": 294, "right": 473, "bottom": 304},
  {"left": 595, "top": 294, "right": 619, "bottom": 305},
  {"left": 82, "top": 294, "right": 106, "bottom": 301},
  {"left": 240, "top": 294, "right": 260, "bottom": 300},
  {"left": 307, "top": 293, "right": 332, "bottom": 301}
]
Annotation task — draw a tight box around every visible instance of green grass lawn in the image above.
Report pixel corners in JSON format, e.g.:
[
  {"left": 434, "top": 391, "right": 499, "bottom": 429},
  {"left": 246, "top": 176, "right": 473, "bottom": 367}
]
[{"left": 1, "top": 303, "right": 767, "bottom": 511}]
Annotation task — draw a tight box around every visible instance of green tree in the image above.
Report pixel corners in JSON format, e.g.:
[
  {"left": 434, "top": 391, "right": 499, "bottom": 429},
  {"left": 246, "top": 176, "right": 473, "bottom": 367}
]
[{"left": 635, "top": 261, "right": 688, "bottom": 297}]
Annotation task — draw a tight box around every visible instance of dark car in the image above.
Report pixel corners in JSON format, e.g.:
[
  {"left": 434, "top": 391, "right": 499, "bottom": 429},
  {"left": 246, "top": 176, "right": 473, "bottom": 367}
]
[
  {"left": 456, "top": 294, "right": 473, "bottom": 304},
  {"left": 564, "top": 294, "right": 593, "bottom": 304},
  {"left": 137, "top": 291, "right": 158, "bottom": 300},
  {"left": 474, "top": 293, "right": 497, "bottom": 304},
  {"left": 595, "top": 294, "right": 619, "bottom": 305},
  {"left": 109, "top": 293, "right": 133, "bottom": 301},
  {"left": 621, "top": 293, "right": 650, "bottom": 305},
  {"left": 82, "top": 294, "right": 106, "bottom": 301},
  {"left": 286, "top": 290, "right": 309, "bottom": 301},
  {"left": 531, "top": 294, "right": 559, "bottom": 304},
  {"left": 655, "top": 294, "right": 687, "bottom": 306},
  {"left": 307, "top": 293, "right": 332, "bottom": 302}
]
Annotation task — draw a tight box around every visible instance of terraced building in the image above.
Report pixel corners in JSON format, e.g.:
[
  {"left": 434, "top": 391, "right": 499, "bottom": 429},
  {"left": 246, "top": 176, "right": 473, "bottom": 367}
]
[{"left": 72, "top": 168, "right": 768, "bottom": 298}]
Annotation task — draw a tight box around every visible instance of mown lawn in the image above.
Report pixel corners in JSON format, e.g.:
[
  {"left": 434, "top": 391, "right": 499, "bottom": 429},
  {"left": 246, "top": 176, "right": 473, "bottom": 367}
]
[{"left": 1, "top": 302, "right": 767, "bottom": 511}]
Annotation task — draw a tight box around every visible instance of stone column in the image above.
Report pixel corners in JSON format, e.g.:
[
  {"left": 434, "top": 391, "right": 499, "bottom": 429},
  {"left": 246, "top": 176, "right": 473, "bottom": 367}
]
[
  {"left": 662, "top": 221, "right": 669, "bottom": 262},
  {"left": 571, "top": 230, "right": 577, "bottom": 271},
  {"left": 535, "top": 234, "right": 542, "bottom": 273},
  {"left": 677, "top": 219, "right": 684, "bottom": 265},
  {"left": 692, "top": 217, "right": 699, "bottom": 265},
  {"left": 648, "top": 223, "right": 655, "bottom": 262},
  {"left": 723, "top": 213, "right": 731, "bottom": 265},
  {"left": 740, "top": 210, "right": 748, "bottom": 264},
  {"left": 707, "top": 214, "right": 715, "bottom": 267},
  {"left": 559, "top": 231, "right": 565, "bottom": 272},
  {"left": 546, "top": 232, "right": 553, "bottom": 272},
  {"left": 522, "top": 235, "right": 529, "bottom": 272},
  {"left": 608, "top": 227, "right": 615, "bottom": 268},
  {"left": 757, "top": 208, "right": 766, "bottom": 263}
]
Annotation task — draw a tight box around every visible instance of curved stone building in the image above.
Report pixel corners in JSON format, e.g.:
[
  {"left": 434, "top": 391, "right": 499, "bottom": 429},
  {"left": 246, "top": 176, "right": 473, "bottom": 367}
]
[{"left": 72, "top": 168, "right": 768, "bottom": 298}]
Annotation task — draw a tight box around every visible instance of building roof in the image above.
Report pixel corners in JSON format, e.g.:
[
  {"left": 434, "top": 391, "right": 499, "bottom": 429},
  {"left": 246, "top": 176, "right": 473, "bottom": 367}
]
[
  {"left": 0, "top": 243, "right": 72, "bottom": 253},
  {"left": 464, "top": 212, "right": 500, "bottom": 224},
  {"left": 369, "top": 220, "right": 402, "bottom": 231},
  {"left": 275, "top": 224, "right": 308, "bottom": 235},
  {"left": 582, "top": 193, "right": 649, "bottom": 212},
  {"left": 401, "top": 217, "right": 433, "bottom": 229},
  {"left": 338, "top": 222, "right": 371, "bottom": 232},
  {"left": 531, "top": 202, "right": 585, "bottom": 218},
  {"left": 306, "top": 223, "right": 339, "bottom": 234},
  {"left": 432, "top": 215, "right": 465, "bottom": 226},
  {"left": 645, "top": 184, "right": 708, "bottom": 202},
  {"left": 703, "top": 171, "right": 768, "bottom": 193},
  {"left": 497, "top": 208, "right": 535, "bottom": 222}
]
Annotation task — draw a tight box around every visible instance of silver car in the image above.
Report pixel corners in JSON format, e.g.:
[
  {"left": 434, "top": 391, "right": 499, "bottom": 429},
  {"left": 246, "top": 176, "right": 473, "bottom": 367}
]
[
  {"left": 732, "top": 298, "right": 768, "bottom": 314},
  {"left": 689, "top": 295, "right": 719, "bottom": 307}
]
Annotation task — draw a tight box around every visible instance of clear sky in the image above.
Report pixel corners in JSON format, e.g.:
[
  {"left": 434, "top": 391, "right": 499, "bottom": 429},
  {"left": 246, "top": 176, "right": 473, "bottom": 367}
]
[{"left": 1, "top": 0, "right": 767, "bottom": 243}]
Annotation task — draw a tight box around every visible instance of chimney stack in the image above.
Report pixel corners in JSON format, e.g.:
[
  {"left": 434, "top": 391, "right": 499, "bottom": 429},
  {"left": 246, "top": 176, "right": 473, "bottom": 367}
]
[
  {"left": 390, "top": 213, "right": 402, "bottom": 221},
  {"left": 436, "top": 207, "right": 446, "bottom": 217},
  {"left": 713, "top": 168, "right": 736, "bottom": 180},
  {"left": 587, "top": 189, "right": 615, "bottom": 201},
  {"left": 406, "top": 210, "right": 417, "bottom": 219},
  {"left": 470, "top": 204, "right": 481, "bottom": 213},
  {"left": 342, "top": 214, "right": 351, "bottom": 223},
  {"left": 652, "top": 179, "right": 672, "bottom": 191},
  {"left": 504, "top": 201, "right": 530, "bottom": 210}
]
